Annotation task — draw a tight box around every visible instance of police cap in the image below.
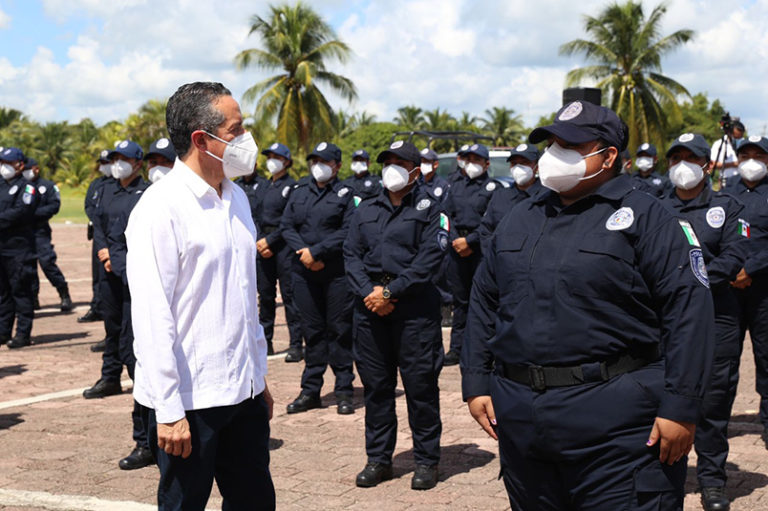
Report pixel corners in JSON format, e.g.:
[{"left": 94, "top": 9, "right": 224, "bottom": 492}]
[
  {"left": 420, "top": 148, "right": 439, "bottom": 161},
  {"left": 352, "top": 149, "right": 370, "bottom": 160},
  {"left": 0, "top": 147, "right": 25, "bottom": 163},
  {"left": 665, "top": 133, "right": 710, "bottom": 159},
  {"left": 23, "top": 157, "right": 38, "bottom": 169},
  {"left": 97, "top": 149, "right": 110, "bottom": 164},
  {"left": 736, "top": 135, "right": 768, "bottom": 155},
  {"left": 506, "top": 143, "right": 540, "bottom": 162},
  {"left": 376, "top": 140, "right": 421, "bottom": 166},
  {"left": 108, "top": 140, "right": 144, "bottom": 161},
  {"left": 529, "top": 101, "right": 628, "bottom": 151},
  {"left": 145, "top": 137, "right": 177, "bottom": 162},
  {"left": 262, "top": 142, "right": 292, "bottom": 161},
  {"left": 464, "top": 143, "right": 489, "bottom": 160},
  {"left": 307, "top": 141, "right": 341, "bottom": 162},
  {"left": 636, "top": 142, "right": 657, "bottom": 157}
]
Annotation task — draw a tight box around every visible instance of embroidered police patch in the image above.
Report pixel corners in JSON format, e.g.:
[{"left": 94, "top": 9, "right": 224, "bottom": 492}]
[
  {"left": 282, "top": 186, "right": 290, "bottom": 198},
  {"left": 434, "top": 187, "right": 443, "bottom": 197},
  {"left": 270, "top": 143, "right": 279, "bottom": 150},
  {"left": 364, "top": 179, "right": 372, "bottom": 187},
  {"left": 421, "top": 148, "right": 429, "bottom": 155},
  {"left": 559, "top": 101, "right": 582, "bottom": 121},
  {"left": 437, "top": 231, "right": 449, "bottom": 251},
  {"left": 317, "top": 142, "right": 327, "bottom": 151},
  {"left": 471, "top": 144, "right": 479, "bottom": 151},
  {"left": 157, "top": 138, "right": 170, "bottom": 149},
  {"left": 439, "top": 212, "right": 450, "bottom": 231},
  {"left": 640, "top": 143, "right": 650, "bottom": 151},
  {"left": 678, "top": 133, "right": 694, "bottom": 143},
  {"left": 689, "top": 248, "right": 709, "bottom": 288},
  {"left": 706, "top": 206, "right": 725, "bottom": 228},
  {"left": 460, "top": 144, "right": 469, "bottom": 151},
  {"left": 8, "top": 185, "right": 18, "bottom": 195},
  {"left": 22, "top": 184, "right": 35, "bottom": 205},
  {"left": 516, "top": 143, "right": 528, "bottom": 151},
  {"left": 417, "top": 199, "right": 431, "bottom": 210},
  {"left": 119, "top": 140, "right": 129, "bottom": 148},
  {"left": 100, "top": 150, "right": 109, "bottom": 159},
  {"left": 39, "top": 185, "right": 47, "bottom": 194},
  {"left": 390, "top": 140, "right": 404, "bottom": 149},
  {"left": 485, "top": 182, "right": 497, "bottom": 192},
  {"left": 749, "top": 135, "right": 762, "bottom": 143},
  {"left": 652, "top": 178, "right": 662, "bottom": 186},
  {"left": 338, "top": 187, "right": 349, "bottom": 197},
  {"left": 605, "top": 207, "right": 634, "bottom": 231}
]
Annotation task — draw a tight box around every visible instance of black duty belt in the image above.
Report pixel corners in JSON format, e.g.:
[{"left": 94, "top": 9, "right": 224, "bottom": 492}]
[
  {"left": 457, "top": 228, "right": 471, "bottom": 237},
  {"left": 260, "top": 225, "right": 278, "bottom": 234},
  {"left": 496, "top": 345, "right": 660, "bottom": 392},
  {"left": 368, "top": 272, "right": 397, "bottom": 285}
]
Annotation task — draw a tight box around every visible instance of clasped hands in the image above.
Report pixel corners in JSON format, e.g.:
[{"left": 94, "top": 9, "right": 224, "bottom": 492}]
[
  {"left": 296, "top": 247, "right": 324, "bottom": 271},
  {"left": 452, "top": 237, "right": 473, "bottom": 257},
  {"left": 364, "top": 285, "right": 396, "bottom": 316}
]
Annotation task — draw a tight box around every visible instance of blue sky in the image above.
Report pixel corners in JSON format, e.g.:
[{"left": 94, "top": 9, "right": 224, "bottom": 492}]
[{"left": 1, "top": 0, "right": 767, "bottom": 137}]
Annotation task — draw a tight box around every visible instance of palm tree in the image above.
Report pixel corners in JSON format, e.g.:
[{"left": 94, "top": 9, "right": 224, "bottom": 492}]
[
  {"left": 124, "top": 99, "right": 168, "bottom": 150},
  {"left": 423, "top": 108, "right": 456, "bottom": 132},
  {"left": 0, "top": 108, "right": 23, "bottom": 130},
  {"left": 235, "top": 2, "right": 357, "bottom": 154},
  {"left": 559, "top": 1, "right": 693, "bottom": 150},
  {"left": 456, "top": 112, "right": 480, "bottom": 132},
  {"left": 480, "top": 107, "right": 524, "bottom": 146},
  {"left": 393, "top": 106, "right": 425, "bottom": 130}
]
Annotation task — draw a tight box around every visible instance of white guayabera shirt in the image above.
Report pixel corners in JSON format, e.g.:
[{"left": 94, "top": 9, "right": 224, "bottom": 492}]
[{"left": 126, "top": 159, "right": 267, "bottom": 424}]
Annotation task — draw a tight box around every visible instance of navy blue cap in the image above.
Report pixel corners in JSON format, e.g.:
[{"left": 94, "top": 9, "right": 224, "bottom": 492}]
[
  {"left": 23, "top": 157, "right": 38, "bottom": 169},
  {"left": 457, "top": 144, "right": 470, "bottom": 156},
  {"left": 529, "top": 101, "right": 628, "bottom": 151},
  {"left": 352, "top": 149, "right": 370, "bottom": 160},
  {"left": 108, "top": 140, "right": 144, "bottom": 161},
  {"left": 420, "top": 147, "right": 439, "bottom": 161},
  {"left": 636, "top": 142, "right": 657, "bottom": 157},
  {"left": 307, "top": 141, "right": 341, "bottom": 162},
  {"left": 145, "top": 137, "right": 177, "bottom": 162},
  {"left": 666, "top": 133, "right": 710, "bottom": 159},
  {"left": 736, "top": 135, "right": 768, "bottom": 155},
  {"left": 506, "top": 143, "right": 540, "bottom": 162},
  {"left": 0, "top": 147, "right": 24, "bottom": 162},
  {"left": 463, "top": 143, "right": 489, "bottom": 160},
  {"left": 97, "top": 149, "right": 110, "bottom": 164},
  {"left": 262, "top": 142, "right": 292, "bottom": 161},
  {"left": 376, "top": 140, "right": 421, "bottom": 166}
]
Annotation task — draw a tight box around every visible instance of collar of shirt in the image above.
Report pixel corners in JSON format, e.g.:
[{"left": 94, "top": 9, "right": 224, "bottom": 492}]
[
  {"left": 734, "top": 175, "right": 768, "bottom": 194},
  {"left": 174, "top": 159, "right": 234, "bottom": 200},
  {"left": 309, "top": 176, "right": 338, "bottom": 196},
  {"left": 665, "top": 183, "right": 713, "bottom": 210},
  {"left": 372, "top": 185, "right": 417, "bottom": 212},
  {"left": 536, "top": 174, "right": 633, "bottom": 208}
]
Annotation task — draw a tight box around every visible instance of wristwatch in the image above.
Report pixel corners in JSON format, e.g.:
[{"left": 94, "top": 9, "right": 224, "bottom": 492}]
[{"left": 382, "top": 287, "right": 391, "bottom": 300}]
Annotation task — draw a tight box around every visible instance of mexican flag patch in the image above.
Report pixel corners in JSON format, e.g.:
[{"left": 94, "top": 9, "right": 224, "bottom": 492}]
[
  {"left": 678, "top": 219, "right": 700, "bottom": 247},
  {"left": 439, "top": 212, "right": 450, "bottom": 231},
  {"left": 738, "top": 218, "right": 750, "bottom": 238}
]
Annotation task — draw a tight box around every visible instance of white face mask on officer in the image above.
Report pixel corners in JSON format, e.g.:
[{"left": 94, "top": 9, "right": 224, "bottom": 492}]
[
  {"left": 350, "top": 161, "right": 368, "bottom": 175},
  {"left": 457, "top": 158, "right": 466, "bottom": 170},
  {"left": 111, "top": 159, "right": 135, "bottom": 180},
  {"left": 0, "top": 163, "right": 17, "bottom": 180},
  {"left": 635, "top": 156, "right": 654, "bottom": 172},
  {"left": 382, "top": 164, "right": 416, "bottom": 192},
  {"left": 148, "top": 165, "right": 172, "bottom": 183},
  {"left": 22, "top": 169, "right": 35, "bottom": 181},
  {"left": 465, "top": 161, "right": 486, "bottom": 179},
  {"left": 311, "top": 162, "right": 333, "bottom": 183},
  {"left": 265, "top": 158, "right": 284, "bottom": 175},
  {"left": 538, "top": 142, "right": 608, "bottom": 193},
  {"left": 98, "top": 164, "right": 112, "bottom": 177},
  {"left": 204, "top": 131, "right": 259, "bottom": 179},
  {"left": 420, "top": 162, "right": 434, "bottom": 176},
  {"left": 668, "top": 160, "right": 706, "bottom": 190},
  {"left": 510, "top": 164, "right": 534, "bottom": 185},
  {"left": 738, "top": 158, "right": 768, "bottom": 182}
]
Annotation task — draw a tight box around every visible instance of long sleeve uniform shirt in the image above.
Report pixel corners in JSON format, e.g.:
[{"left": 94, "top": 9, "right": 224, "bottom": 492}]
[
  {"left": 724, "top": 177, "right": 768, "bottom": 276},
  {"left": 126, "top": 160, "right": 267, "bottom": 424},
  {"left": 477, "top": 180, "right": 544, "bottom": 246},
  {"left": 31, "top": 178, "right": 61, "bottom": 232},
  {"left": 442, "top": 171, "right": 499, "bottom": 248},
  {"left": 0, "top": 176, "right": 39, "bottom": 250},
  {"left": 251, "top": 173, "right": 297, "bottom": 248}
]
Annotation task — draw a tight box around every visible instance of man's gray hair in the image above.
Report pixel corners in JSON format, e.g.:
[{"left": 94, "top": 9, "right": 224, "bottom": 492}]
[{"left": 166, "top": 82, "right": 232, "bottom": 158}]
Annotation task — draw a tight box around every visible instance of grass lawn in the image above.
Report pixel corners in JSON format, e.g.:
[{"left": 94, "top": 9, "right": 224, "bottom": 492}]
[{"left": 53, "top": 184, "right": 88, "bottom": 224}]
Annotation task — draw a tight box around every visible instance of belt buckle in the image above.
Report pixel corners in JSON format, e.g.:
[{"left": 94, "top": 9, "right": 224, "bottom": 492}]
[{"left": 528, "top": 365, "right": 546, "bottom": 391}]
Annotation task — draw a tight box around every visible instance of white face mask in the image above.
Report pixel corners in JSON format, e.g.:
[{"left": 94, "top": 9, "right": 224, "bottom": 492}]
[
  {"left": 350, "top": 161, "right": 368, "bottom": 175},
  {"left": 98, "top": 163, "right": 112, "bottom": 177},
  {"left": 0, "top": 163, "right": 16, "bottom": 180},
  {"left": 738, "top": 158, "right": 768, "bottom": 182},
  {"left": 510, "top": 164, "right": 534, "bottom": 185},
  {"left": 22, "top": 169, "right": 36, "bottom": 180},
  {"left": 111, "top": 159, "right": 135, "bottom": 180},
  {"left": 382, "top": 164, "right": 415, "bottom": 192},
  {"left": 465, "top": 161, "right": 486, "bottom": 179},
  {"left": 635, "top": 156, "right": 654, "bottom": 172},
  {"left": 148, "top": 165, "right": 172, "bottom": 183},
  {"left": 204, "top": 131, "right": 259, "bottom": 179},
  {"left": 311, "top": 162, "right": 333, "bottom": 183},
  {"left": 538, "top": 142, "right": 608, "bottom": 193},
  {"left": 457, "top": 159, "right": 466, "bottom": 170},
  {"left": 266, "top": 158, "right": 284, "bottom": 175},
  {"left": 420, "top": 162, "right": 434, "bottom": 176},
  {"left": 668, "top": 160, "right": 705, "bottom": 190}
]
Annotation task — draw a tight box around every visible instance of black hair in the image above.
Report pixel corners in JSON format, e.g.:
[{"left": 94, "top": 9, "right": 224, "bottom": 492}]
[
  {"left": 166, "top": 82, "right": 231, "bottom": 158},
  {"left": 595, "top": 139, "right": 623, "bottom": 176}
]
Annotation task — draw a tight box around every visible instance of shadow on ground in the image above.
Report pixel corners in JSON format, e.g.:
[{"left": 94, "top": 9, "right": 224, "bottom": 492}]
[
  {"left": 0, "top": 364, "right": 27, "bottom": 379},
  {"left": 0, "top": 413, "right": 24, "bottom": 430},
  {"left": 392, "top": 442, "right": 495, "bottom": 481},
  {"left": 31, "top": 331, "right": 90, "bottom": 347}
]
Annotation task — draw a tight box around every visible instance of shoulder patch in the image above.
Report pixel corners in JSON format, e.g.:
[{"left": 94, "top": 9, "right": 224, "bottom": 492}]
[
  {"left": 38, "top": 185, "right": 47, "bottom": 195},
  {"left": 605, "top": 207, "right": 634, "bottom": 231},
  {"left": 282, "top": 185, "right": 290, "bottom": 198},
  {"left": 706, "top": 206, "right": 725, "bottom": 229},
  {"left": 416, "top": 198, "right": 431, "bottom": 211},
  {"left": 434, "top": 186, "right": 443, "bottom": 197},
  {"left": 364, "top": 179, "right": 372, "bottom": 187},
  {"left": 689, "top": 248, "right": 709, "bottom": 288},
  {"left": 437, "top": 231, "right": 449, "bottom": 251},
  {"left": 678, "top": 219, "right": 701, "bottom": 247},
  {"left": 353, "top": 196, "right": 361, "bottom": 207},
  {"left": 8, "top": 184, "right": 18, "bottom": 195},
  {"left": 738, "top": 218, "right": 750, "bottom": 238},
  {"left": 338, "top": 187, "right": 349, "bottom": 198},
  {"left": 652, "top": 178, "right": 662, "bottom": 186},
  {"left": 252, "top": 183, "right": 259, "bottom": 190},
  {"left": 485, "top": 182, "right": 497, "bottom": 192},
  {"left": 439, "top": 212, "right": 450, "bottom": 231}
]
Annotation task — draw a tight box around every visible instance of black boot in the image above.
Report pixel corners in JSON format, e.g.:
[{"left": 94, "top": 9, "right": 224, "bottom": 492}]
[
  {"left": 83, "top": 379, "right": 121, "bottom": 399},
  {"left": 78, "top": 308, "right": 102, "bottom": 322},
  {"left": 90, "top": 339, "right": 107, "bottom": 352},
  {"left": 286, "top": 394, "right": 321, "bottom": 414},
  {"left": 701, "top": 487, "right": 730, "bottom": 511},
  {"left": 58, "top": 286, "right": 73, "bottom": 312},
  {"left": 355, "top": 462, "right": 393, "bottom": 488},
  {"left": 7, "top": 337, "right": 31, "bottom": 349},
  {"left": 411, "top": 464, "right": 439, "bottom": 490},
  {"left": 119, "top": 446, "right": 155, "bottom": 470}
]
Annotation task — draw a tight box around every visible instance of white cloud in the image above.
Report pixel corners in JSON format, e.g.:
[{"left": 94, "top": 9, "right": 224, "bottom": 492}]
[{"left": 0, "top": 7, "right": 10, "bottom": 29}]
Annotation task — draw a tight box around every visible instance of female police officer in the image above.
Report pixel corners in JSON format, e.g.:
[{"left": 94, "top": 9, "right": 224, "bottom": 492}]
[
  {"left": 660, "top": 134, "right": 748, "bottom": 511},
  {"left": 461, "top": 101, "right": 715, "bottom": 510},
  {"left": 344, "top": 140, "right": 448, "bottom": 490}
]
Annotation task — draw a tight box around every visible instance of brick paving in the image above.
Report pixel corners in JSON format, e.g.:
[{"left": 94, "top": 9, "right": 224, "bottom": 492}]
[{"left": 0, "top": 224, "right": 767, "bottom": 510}]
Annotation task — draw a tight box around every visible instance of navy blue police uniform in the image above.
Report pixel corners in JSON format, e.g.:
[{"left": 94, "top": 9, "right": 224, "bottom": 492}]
[
  {"left": 462, "top": 103, "right": 715, "bottom": 510},
  {"left": 659, "top": 134, "right": 749, "bottom": 496},
  {"left": 632, "top": 143, "right": 672, "bottom": 198},
  {"left": 0, "top": 147, "right": 39, "bottom": 347},
  {"left": 280, "top": 142, "right": 355, "bottom": 411},
  {"left": 342, "top": 149, "right": 381, "bottom": 204},
  {"left": 253, "top": 143, "right": 303, "bottom": 357},
  {"left": 344, "top": 141, "right": 448, "bottom": 488},
  {"left": 442, "top": 143, "right": 499, "bottom": 363}
]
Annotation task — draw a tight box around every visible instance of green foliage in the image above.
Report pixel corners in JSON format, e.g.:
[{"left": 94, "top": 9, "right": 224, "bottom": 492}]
[
  {"left": 666, "top": 92, "right": 727, "bottom": 144},
  {"left": 335, "top": 122, "right": 399, "bottom": 180}
]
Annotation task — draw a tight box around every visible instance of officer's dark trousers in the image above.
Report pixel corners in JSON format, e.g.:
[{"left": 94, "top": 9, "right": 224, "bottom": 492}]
[
  {"left": 449, "top": 249, "right": 481, "bottom": 353},
  {"left": 100, "top": 272, "right": 130, "bottom": 382},
  {"left": 292, "top": 272, "right": 354, "bottom": 398},
  {"left": 433, "top": 253, "right": 453, "bottom": 305},
  {"left": 353, "top": 286, "right": 443, "bottom": 465},
  {"left": 31, "top": 229, "right": 67, "bottom": 296},
  {"left": 120, "top": 287, "right": 147, "bottom": 449},
  {"left": 257, "top": 242, "right": 302, "bottom": 350},
  {"left": 90, "top": 241, "right": 102, "bottom": 311},
  {"left": 735, "top": 275, "right": 768, "bottom": 428},
  {"left": 0, "top": 244, "right": 36, "bottom": 339},
  {"left": 145, "top": 395, "right": 275, "bottom": 511},
  {"left": 492, "top": 360, "right": 685, "bottom": 511},
  {"left": 695, "top": 288, "right": 741, "bottom": 488}
]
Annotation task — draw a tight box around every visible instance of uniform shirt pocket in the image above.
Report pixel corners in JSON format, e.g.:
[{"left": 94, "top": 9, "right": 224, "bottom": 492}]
[{"left": 564, "top": 233, "right": 635, "bottom": 301}]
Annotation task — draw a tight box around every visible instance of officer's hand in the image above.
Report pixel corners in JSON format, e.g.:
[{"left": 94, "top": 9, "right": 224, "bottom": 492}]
[
  {"left": 376, "top": 302, "right": 395, "bottom": 316},
  {"left": 309, "top": 261, "right": 325, "bottom": 271},
  {"left": 263, "top": 380, "right": 274, "bottom": 421},
  {"left": 261, "top": 248, "right": 274, "bottom": 258},
  {"left": 157, "top": 417, "right": 192, "bottom": 459},
  {"left": 731, "top": 268, "right": 752, "bottom": 289},
  {"left": 647, "top": 417, "right": 695, "bottom": 465},
  {"left": 97, "top": 248, "right": 110, "bottom": 262},
  {"left": 467, "top": 395, "right": 498, "bottom": 441},
  {"left": 297, "top": 248, "right": 315, "bottom": 268},
  {"left": 365, "top": 286, "right": 389, "bottom": 311},
  {"left": 458, "top": 246, "right": 473, "bottom": 257},
  {"left": 452, "top": 237, "right": 469, "bottom": 253},
  {"left": 256, "top": 238, "right": 272, "bottom": 258},
  {"left": 104, "top": 259, "right": 112, "bottom": 273}
]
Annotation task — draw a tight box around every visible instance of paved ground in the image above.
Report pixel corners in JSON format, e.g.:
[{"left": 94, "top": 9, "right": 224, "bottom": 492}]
[{"left": 1, "top": 224, "right": 767, "bottom": 510}]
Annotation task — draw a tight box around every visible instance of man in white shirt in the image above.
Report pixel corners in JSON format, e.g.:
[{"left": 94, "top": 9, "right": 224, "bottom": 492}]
[
  {"left": 126, "top": 82, "right": 274, "bottom": 511},
  {"left": 711, "top": 121, "right": 745, "bottom": 183}
]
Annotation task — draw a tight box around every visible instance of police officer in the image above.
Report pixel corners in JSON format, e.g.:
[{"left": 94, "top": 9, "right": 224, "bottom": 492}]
[
  {"left": 660, "top": 133, "right": 748, "bottom": 511},
  {"left": 342, "top": 149, "right": 381, "bottom": 203},
  {"left": 281, "top": 141, "right": 355, "bottom": 414},
  {"left": 81, "top": 151, "right": 114, "bottom": 351},
  {"left": 632, "top": 142, "right": 672, "bottom": 198},
  {"left": 144, "top": 137, "right": 176, "bottom": 183},
  {"left": 344, "top": 140, "right": 447, "bottom": 490},
  {"left": 0, "top": 147, "right": 39, "bottom": 348},
  {"left": 477, "top": 142, "right": 543, "bottom": 247},
  {"left": 24, "top": 158, "right": 73, "bottom": 312},
  {"left": 234, "top": 161, "right": 269, "bottom": 221},
  {"left": 462, "top": 101, "right": 715, "bottom": 510},
  {"left": 731, "top": 136, "right": 768, "bottom": 452},
  {"left": 84, "top": 140, "right": 149, "bottom": 398},
  {"left": 255, "top": 142, "right": 303, "bottom": 360},
  {"left": 442, "top": 143, "right": 499, "bottom": 366}
]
